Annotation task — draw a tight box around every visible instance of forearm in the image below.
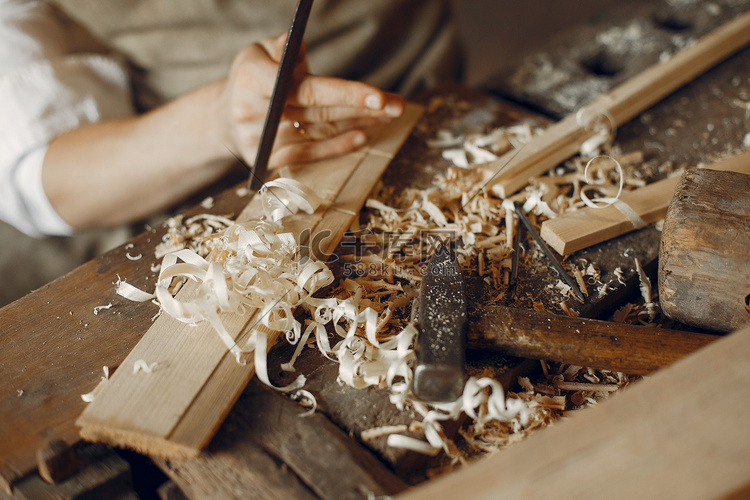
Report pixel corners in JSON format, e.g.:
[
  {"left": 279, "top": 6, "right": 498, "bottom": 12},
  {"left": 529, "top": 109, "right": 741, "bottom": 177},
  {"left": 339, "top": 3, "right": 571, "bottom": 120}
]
[{"left": 43, "top": 80, "right": 231, "bottom": 229}]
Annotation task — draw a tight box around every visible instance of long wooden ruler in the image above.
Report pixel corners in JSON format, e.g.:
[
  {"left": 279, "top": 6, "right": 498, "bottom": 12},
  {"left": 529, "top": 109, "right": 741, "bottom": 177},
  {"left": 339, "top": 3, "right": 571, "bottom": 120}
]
[
  {"left": 484, "top": 10, "right": 750, "bottom": 198},
  {"left": 77, "top": 104, "right": 423, "bottom": 458}
]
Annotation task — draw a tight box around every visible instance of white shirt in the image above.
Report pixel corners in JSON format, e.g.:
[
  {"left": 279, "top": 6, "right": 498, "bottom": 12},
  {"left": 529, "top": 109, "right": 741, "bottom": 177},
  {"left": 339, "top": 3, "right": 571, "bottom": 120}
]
[{"left": 0, "top": 0, "right": 134, "bottom": 237}]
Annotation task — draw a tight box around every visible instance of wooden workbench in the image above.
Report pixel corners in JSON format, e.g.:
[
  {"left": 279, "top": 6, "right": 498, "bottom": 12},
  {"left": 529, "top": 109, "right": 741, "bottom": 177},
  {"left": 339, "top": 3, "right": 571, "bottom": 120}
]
[{"left": 2, "top": 2, "right": 750, "bottom": 497}]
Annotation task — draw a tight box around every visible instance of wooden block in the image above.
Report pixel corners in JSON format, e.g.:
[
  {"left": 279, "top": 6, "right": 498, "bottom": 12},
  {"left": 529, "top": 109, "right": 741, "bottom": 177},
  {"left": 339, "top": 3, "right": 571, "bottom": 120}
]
[
  {"left": 157, "top": 480, "right": 188, "bottom": 500},
  {"left": 15, "top": 443, "right": 134, "bottom": 500},
  {"left": 36, "top": 439, "right": 78, "bottom": 484},
  {"left": 659, "top": 168, "right": 750, "bottom": 332},
  {"left": 468, "top": 305, "right": 718, "bottom": 375},
  {"left": 540, "top": 150, "right": 750, "bottom": 255},
  {"left": 76, "top": 104, "right": 424, "bottom": 459},
  {"left": 399, "top": 323, "right": 750, "bottom": 500}
]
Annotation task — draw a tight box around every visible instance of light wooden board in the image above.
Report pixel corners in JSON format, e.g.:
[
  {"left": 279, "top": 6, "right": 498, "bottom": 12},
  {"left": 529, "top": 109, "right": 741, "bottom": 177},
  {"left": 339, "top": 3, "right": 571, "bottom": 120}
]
[
  {"left": 483, "top": 10, "right": 750, "bottom": 198},
  {"left": 399, "top": 323, "right": 750, "bottom": 500},
  {"left": 76, "top": 104, "right": 424, "bottom": 458},
  {"left": 540, "top": 150, "right": 750, "bottom": 255}
]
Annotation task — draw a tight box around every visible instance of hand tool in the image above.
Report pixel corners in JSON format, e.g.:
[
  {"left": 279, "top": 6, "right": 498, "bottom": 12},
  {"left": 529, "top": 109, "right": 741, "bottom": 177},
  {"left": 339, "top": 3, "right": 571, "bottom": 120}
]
[
  {"left": 413, "top": 243, "right": 467, "bottom": 403},
  {"left": 507, "top": 213, "right": 521, "bottom": 300},
  {"left": 249, "top": 0, "right": 313, "bottom": 190},
  {"left": 467, "top": 304, "right": 718, "bottom": 375},
  {"left": 513, "top": 202, "right": 584, "bottom": 301}
]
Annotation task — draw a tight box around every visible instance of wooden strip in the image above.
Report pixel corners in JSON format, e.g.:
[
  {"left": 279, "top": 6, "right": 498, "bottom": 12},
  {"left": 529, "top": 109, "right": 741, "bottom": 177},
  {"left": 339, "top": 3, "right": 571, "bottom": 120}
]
[
  {"left": 400, "top": 324, "right": 750, "bottom": 500},
  {"left": 169, "top": 106, "right": 421, "bottom": 450},
  {"left": 540, "top": 175, "right": 679, "bottom": 256},
  {"left": 485, "top": 10, "right": 750, "bottom": 197},
  {"left": 77, "top": 104, "right": 424, "bottom": 458},
  {"left": 468, "top": 305, "right": 718, "bottom": 375},
  {"left": 539, "top": 151, "right": 750, "bottom": 255}
]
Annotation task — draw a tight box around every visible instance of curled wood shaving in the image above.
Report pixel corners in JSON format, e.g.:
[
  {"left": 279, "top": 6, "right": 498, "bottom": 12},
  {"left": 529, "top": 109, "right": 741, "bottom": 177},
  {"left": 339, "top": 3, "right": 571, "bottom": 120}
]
[
  {"left": 93, "top": 303, "right": 113, "bottom": 315},
  {"left": 133, "top": 360, "right": 157, "bottom": 374},
  {"left": 290, "top": 389, "right": 317, "bottom": 418},
  {"left": 81, "top": 366, "right": 109, "bottom": 403},
  {"left": 361, "top": 425, "right": 409, "bottom": 441},
  {"left": 200, "top": 196, "right": 214, "bottom": 209}
]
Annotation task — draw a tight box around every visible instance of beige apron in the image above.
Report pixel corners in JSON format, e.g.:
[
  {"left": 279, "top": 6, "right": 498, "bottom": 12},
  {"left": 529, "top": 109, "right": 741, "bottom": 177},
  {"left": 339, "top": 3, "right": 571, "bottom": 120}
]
[{"left": 52, "top": 0, "right": 460, "bottom": 105}]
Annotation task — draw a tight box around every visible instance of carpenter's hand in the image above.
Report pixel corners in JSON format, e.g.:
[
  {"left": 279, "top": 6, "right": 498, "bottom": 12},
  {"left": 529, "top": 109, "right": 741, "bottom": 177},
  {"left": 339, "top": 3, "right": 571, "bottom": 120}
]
[{"left": 221, "top": 34, "right": 404, "bottom": 168}]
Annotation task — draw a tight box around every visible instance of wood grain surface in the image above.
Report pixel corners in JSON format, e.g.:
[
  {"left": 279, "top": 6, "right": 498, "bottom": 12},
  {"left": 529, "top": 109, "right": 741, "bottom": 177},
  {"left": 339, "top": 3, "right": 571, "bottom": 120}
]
[
  {"left": 659, "top": 168, "right": 750, "bottom": 332},
  {"left": 468, "top": 304, "right": 718, "bottom": 375}
]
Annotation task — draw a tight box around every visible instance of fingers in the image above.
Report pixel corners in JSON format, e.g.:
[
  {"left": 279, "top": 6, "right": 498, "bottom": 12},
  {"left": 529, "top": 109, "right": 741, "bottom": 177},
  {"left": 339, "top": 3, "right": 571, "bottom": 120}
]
[
  {"left": 283, "top": 116, "right": 387, "bottom": 142},
  {"left": 260, "top": 33, "right": 308, "bottom": 66},
  {"left": 224, "top": 33, "right": 407, "bottom": 172},
  {"left": 228, "top": 35, "right": 404, "bottom": 124},
  {"left": 291, "top": 75, "right": 405, "bottom": 115},
  {"left": 230, "top": 116, "right": 376, "bottom": 169},
  {"left": 230, "top": 36, "right": 308, "bottom": 99},
  {"left": 283, "top": 97, "right": 403, "bottom": 123},
  {"left": 270, "top": 130, "right": 368, "bottom": 167}
]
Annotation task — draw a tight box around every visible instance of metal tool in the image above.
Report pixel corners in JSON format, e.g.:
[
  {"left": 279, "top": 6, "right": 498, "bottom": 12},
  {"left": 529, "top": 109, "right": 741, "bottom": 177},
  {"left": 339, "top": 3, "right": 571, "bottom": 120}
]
[
  {"left": 508, "top": 215, "right": 521, "bottom": 300},
  {"left": 513, "top": 202, "right": 584, "bottom": 301},
  {"left": 413, "top": 243, "right": 467, "bottom": 403},
  {"left": 249, "top": 0, "right": 313, "bottom": 190}
]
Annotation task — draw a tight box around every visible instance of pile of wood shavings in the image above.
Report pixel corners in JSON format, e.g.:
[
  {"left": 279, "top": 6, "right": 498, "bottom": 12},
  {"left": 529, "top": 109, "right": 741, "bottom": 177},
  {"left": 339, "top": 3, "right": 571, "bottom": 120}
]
[
  {"left": 155, "top": 213, "right": 234, "bottom": 259},
  {"left": 331, "top": 124, "right": 669, "bottom": 463},
  {"left": 450, "top": 362, "right": 635, "bottom": 469},
  {"left": 128, "top": 123, "right": 663, "bottom": 463}
]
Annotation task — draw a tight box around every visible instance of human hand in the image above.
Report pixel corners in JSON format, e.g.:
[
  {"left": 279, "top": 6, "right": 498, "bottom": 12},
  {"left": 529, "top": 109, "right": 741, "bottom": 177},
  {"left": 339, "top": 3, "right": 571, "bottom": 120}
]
[{"left": 220, "top": 34, "right": 405, "bottom": 168}]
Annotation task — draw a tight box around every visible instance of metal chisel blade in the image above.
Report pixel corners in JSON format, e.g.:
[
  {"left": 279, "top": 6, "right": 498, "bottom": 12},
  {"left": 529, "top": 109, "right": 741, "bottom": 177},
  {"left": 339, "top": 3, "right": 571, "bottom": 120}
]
[
  {"left": 413, "top": 243, "right": 467, "bottom": 403},
  {"left": 249, "top": 0, "right": 313, "bottom": 190}
]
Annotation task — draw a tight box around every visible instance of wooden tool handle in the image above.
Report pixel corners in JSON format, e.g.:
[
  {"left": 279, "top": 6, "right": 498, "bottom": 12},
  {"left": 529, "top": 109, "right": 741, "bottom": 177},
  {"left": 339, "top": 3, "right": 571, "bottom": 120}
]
[{"left": 468, "top": 305, "right": 718, "bottom": 375}]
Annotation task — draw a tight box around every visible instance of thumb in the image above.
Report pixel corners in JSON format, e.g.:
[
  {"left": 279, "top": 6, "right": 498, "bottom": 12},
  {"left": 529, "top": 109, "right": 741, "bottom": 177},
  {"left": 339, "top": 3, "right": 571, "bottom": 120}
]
[{"left": 268, "top": 33, "right": 308, "bottom": 66}]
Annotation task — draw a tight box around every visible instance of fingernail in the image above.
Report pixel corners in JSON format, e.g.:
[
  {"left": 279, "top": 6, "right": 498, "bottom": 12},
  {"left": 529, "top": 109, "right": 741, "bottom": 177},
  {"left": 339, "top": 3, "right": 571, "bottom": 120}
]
[
  {"left": 385, "top": 102, "right": 403, "bottom": 117},
  {"left": 365, "top": 94, "right": 382, "bottom": 110},
  {"left": 354, "top": 132, "right": 367, "bottom": 146}
]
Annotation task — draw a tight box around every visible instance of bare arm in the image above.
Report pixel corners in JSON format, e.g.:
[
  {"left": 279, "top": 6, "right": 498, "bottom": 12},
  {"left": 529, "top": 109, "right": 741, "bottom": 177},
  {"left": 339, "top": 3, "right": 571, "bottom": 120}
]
[{"left": 43, "top": 35, "right": 404, "bottom": 229}]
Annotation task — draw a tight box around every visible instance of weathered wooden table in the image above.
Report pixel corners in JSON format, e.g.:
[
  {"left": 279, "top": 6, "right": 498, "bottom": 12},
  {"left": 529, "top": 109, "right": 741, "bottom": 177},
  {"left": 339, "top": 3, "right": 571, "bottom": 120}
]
[{"left": 2, "top": 2, "right": 750, "bottom": 497}]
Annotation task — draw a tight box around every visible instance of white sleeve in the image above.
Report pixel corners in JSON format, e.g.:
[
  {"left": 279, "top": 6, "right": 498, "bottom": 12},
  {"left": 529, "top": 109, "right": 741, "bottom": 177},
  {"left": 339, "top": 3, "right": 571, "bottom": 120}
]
[{"left": 0, "top": 1, "right": 135, "bottom": 237}]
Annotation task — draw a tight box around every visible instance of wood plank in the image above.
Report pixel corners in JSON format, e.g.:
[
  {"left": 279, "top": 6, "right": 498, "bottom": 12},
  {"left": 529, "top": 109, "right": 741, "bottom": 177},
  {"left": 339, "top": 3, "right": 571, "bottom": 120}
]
[
  {"left": 468, "top": 304, "right": 718, "bottom": 375},
  {"left": 157, "top": 380, "right": 408, "bottom": 500},
  {"left": 0, "top": 171, "right": 258, "bottom": 492},
  {"left": 484, "top": 10, "right": 750, "bottom": 198},
  {"left": 76, "top": 104, "right": 424, "bottom": 459},
  {"left": 659, "top": 168, "right": 750, "bottom": 332},
  {"left": 539, "top": 150, "right": 750, "bottom": 255},
  {"left": 11, "top": 443, "right": 135, "bottom": 500},
  {"left": 399, "top": 323, "right": 750, "bottom": 500},
  {"left": 0, "top": 232, "right": 168, "bottom": 493},
  {"left": 261, "top": 337, "right": 536, "bottom": 481}
]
